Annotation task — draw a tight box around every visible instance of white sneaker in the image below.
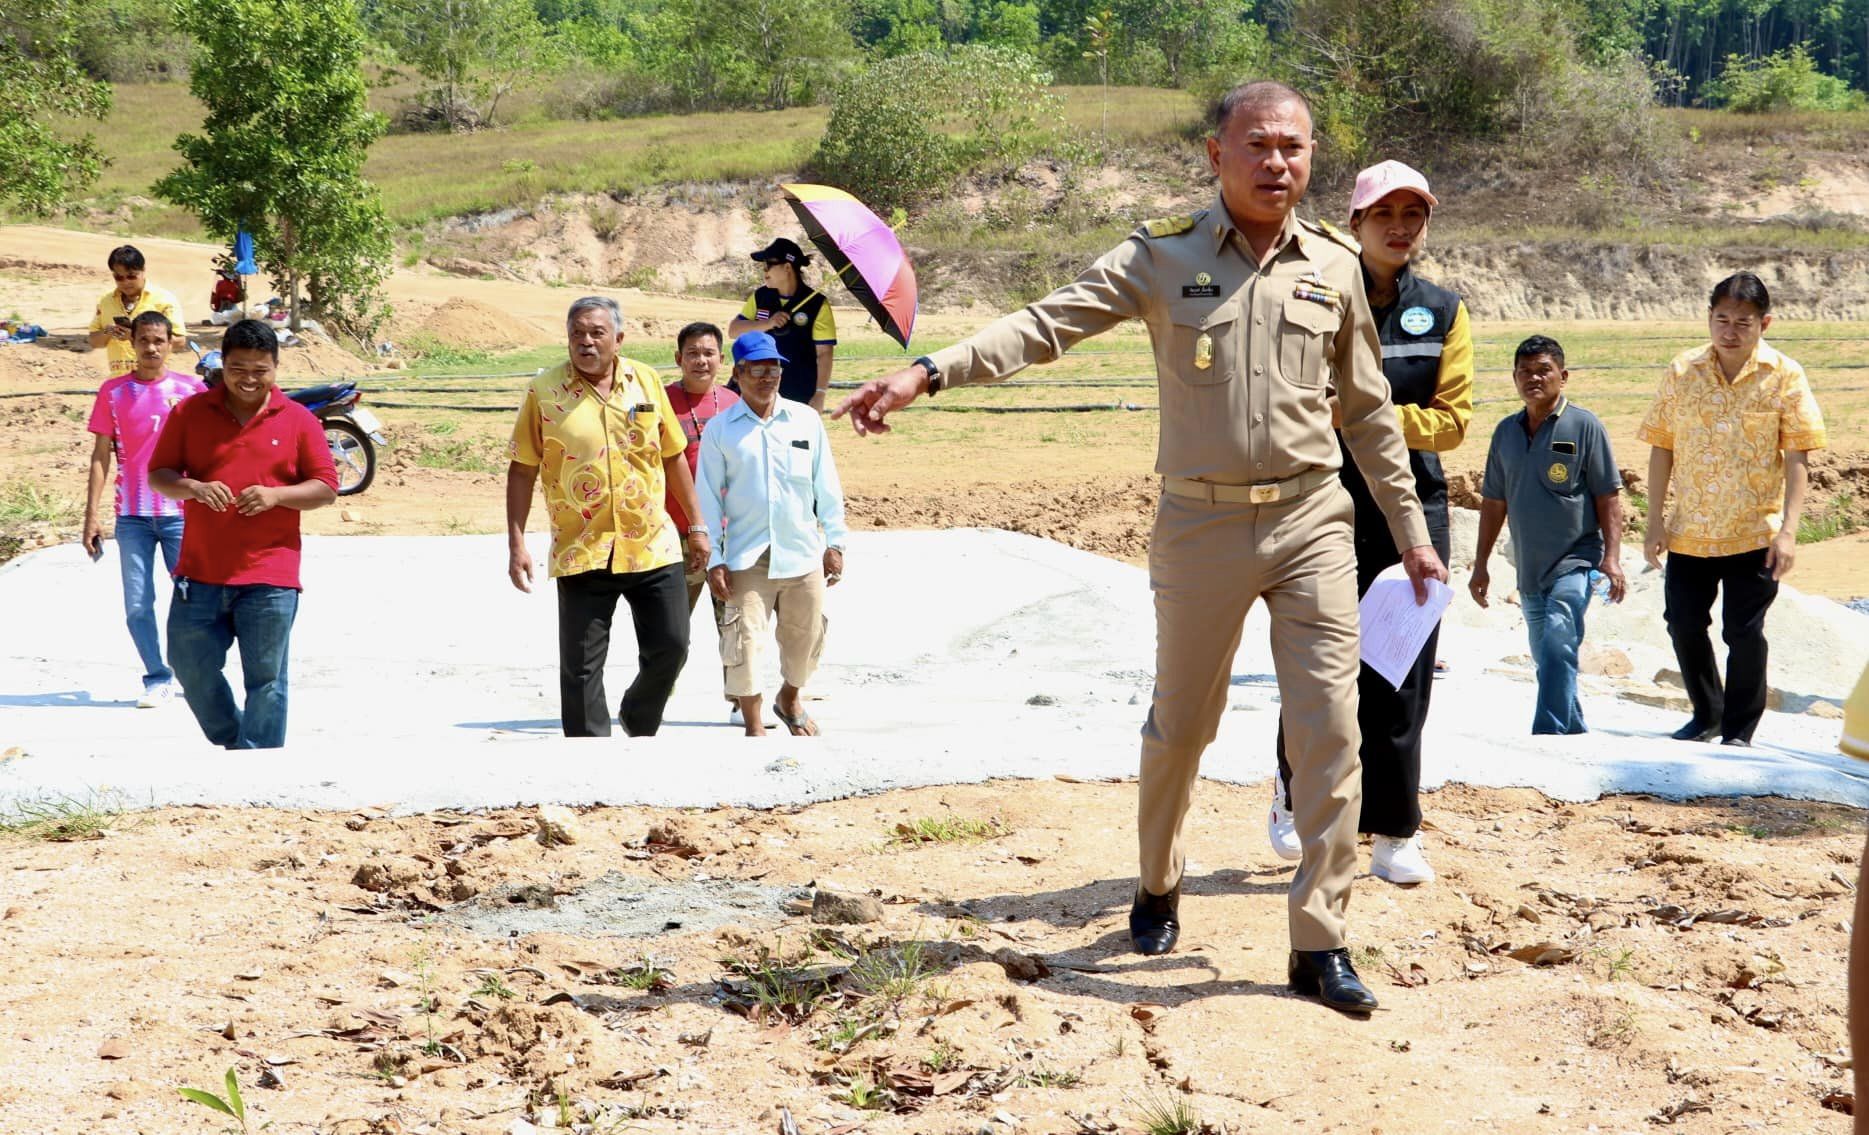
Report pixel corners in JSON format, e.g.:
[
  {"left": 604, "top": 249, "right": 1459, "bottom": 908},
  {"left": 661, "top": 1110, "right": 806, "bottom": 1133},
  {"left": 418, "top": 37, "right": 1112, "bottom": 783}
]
[
  {"left": 1267, "top": 787, "right": 1302, "bottom": 862},
  {"left": 136, "top": 683, "right": 175, "bottom": 709},
  {"left": 1370, "top": 833, "right": 1435, "bottom": 885}
]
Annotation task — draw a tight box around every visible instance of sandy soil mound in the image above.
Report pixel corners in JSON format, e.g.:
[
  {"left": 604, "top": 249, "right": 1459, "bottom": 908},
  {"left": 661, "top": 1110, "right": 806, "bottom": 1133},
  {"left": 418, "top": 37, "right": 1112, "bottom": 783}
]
[
  {"left": 850, "top": 474, "right": 1161, "bottom": 564},
  {"left": 386, "top": 297, "right": 550, "bottom": 354}
]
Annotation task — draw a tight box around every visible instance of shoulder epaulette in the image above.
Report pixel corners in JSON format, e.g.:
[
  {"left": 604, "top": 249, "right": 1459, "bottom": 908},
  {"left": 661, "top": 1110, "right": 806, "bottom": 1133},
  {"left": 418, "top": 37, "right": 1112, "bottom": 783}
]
[
  {"left": 1140, "top": 214, "right": 1196, "bottom": 239},
  {"left": 1301, "top": 217, "right": 1361, "bottom": 254}
]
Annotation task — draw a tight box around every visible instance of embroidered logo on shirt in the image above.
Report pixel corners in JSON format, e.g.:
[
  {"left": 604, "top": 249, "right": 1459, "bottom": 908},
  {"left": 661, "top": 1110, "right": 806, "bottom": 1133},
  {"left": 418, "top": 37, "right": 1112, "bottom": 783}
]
[
  {"left": 1399, "top": 306, "right": 1434, "bottom": 335},
  {"left": 1547, "top": 462, "right": 1569, "bottom": 484},
  {"left": 792, "top": 310, "right": 809, "bottom": 326}
]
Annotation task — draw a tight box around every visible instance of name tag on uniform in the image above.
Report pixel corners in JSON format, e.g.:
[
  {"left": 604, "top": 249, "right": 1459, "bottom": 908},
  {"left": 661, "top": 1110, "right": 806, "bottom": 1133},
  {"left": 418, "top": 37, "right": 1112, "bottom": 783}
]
[
  {"left": 791, "top": 439, "right": 810, "bottom": 449},
  {"left": 1552, "top": 441, "right": 1576, "bottom": 455},
  {"left": 634, "top": 403, "right": 655, "bottom": 413},
  {"left": 1182, "top": 285, "right": 1220, "bottom": 298}
]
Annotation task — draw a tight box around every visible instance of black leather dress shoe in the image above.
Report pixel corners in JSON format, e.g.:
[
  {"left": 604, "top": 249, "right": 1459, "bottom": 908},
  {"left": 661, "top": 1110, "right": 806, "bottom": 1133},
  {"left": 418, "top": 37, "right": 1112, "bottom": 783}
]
[
  {"left": 1288, "top": 948, "right": 1378, "bottom": 1015},
  {"left": 1671, "top": 719, "right": 1720, "bottom": 742},
  {"left": 1128, "top": 883, "right": 1180, "bottom": 956}
]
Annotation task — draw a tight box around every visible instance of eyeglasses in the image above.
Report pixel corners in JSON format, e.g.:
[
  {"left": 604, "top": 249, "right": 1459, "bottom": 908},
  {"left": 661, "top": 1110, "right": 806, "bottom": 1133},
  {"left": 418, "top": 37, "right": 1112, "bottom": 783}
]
[{"left": 741, "top": 363, "right": 783, "bottom": 378}]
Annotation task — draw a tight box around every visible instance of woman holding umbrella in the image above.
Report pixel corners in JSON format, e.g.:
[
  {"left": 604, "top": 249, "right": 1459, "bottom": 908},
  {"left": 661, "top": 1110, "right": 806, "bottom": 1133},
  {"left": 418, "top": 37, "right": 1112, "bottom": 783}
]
[
  {"left": 1268, "top": 159, "right": 1473, "bottom": 886},
  {"left": 728, "top": 237, "right": 837, "bottom": 411}
]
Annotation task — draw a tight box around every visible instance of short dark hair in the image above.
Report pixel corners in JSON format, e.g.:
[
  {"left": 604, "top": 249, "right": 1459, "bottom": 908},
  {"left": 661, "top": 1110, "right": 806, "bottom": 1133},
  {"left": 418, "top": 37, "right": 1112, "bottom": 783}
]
[
  {"left": 676, "top": 321, "right": 723, "bottom": 354},
  {"left": 1209, "top": 80, "right": 1313, "bottom": 134},
  {"left": 130, "top": 310, "right": 173, "bottom": 339},
  {"left": 1710, "top": 271, "right": 1771, "bottom": 315},
  {"left": 223, "top": 318, "right": 279, "bottom": 361},
  {"left": 107, "top": 245, "right": 145, "bottom": 272},
  {"left": 1514, "top": 335, "right": 1565, "bottom": 370}
]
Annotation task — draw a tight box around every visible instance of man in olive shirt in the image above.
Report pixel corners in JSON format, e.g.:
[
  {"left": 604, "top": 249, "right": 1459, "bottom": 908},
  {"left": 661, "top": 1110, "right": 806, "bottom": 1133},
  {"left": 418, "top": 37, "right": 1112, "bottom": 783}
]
[{"left": 835, "top": 81, "right": 1446, "bottom": 1015}]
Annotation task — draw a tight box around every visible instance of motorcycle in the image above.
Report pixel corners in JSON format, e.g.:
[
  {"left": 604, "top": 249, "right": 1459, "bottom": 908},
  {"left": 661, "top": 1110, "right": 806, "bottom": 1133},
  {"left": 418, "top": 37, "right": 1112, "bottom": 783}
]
[{"left": 190, "top": 343, "right": 388, "bottom": 496}]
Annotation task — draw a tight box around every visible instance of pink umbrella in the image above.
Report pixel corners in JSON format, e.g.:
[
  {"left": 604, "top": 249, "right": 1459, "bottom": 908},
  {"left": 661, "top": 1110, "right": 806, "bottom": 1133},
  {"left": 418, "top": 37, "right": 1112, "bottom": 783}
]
[{"left": 780, "top": 183, "right": 918, "bottom": 348}]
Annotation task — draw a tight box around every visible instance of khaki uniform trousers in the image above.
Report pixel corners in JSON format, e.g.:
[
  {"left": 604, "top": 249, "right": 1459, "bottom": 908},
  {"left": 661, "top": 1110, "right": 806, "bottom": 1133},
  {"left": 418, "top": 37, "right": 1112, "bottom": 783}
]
[
  {"left": 1140, "top": 479, "right": 1363, "bottom": 951},
  {"left": 718, "top": 554, "right": 827, "bottom": 698}
]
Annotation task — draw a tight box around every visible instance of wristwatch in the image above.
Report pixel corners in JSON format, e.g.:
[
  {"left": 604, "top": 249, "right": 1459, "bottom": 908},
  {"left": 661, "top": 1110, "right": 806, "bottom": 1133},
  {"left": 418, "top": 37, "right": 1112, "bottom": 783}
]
[{"left": 913, "top": 355, "right": 942, "bottom": 396}]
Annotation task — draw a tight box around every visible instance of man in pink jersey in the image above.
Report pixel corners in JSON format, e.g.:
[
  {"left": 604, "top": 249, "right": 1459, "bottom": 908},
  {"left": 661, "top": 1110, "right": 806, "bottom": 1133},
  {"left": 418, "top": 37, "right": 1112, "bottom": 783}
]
[{"left": 83, "top": 311, "right": 208, "bottom": 707}]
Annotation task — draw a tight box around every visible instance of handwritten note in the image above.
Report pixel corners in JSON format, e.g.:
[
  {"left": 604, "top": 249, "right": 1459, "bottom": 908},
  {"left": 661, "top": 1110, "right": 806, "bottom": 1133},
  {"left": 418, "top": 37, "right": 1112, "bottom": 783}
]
[{"left": 1358, "top": 563, "right": 1454, "bottom": 689}]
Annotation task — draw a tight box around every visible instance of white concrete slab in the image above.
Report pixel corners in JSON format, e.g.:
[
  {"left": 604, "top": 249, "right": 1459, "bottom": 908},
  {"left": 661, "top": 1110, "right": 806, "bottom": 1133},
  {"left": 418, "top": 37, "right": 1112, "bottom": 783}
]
[{"left": 2, "top": 529, "right": 1865, "bottom": 813}]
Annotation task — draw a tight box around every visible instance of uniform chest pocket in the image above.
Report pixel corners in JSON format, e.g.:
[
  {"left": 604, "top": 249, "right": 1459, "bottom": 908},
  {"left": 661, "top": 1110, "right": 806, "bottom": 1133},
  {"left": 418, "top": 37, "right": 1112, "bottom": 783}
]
[
  {"left": 1278, "top": 298, "right": 1339, "bottom": 389},
  {"left": 1539, "top": 453, "right": 1582, "bottom": 497},
  {"left": 1164, "top": 299, "right": 1241, "bottom": 387}
]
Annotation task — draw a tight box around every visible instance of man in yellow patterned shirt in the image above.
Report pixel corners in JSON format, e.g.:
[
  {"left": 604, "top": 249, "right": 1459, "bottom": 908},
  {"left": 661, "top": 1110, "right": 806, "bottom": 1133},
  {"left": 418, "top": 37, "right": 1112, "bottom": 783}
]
[
  {"left": 1638, "top": 272, "right": 1827, "bottom": 748},
  {"left": 86, "top": 245, "right": 185, "bottom": 375},
  {"left": 506, "top": 296, "right": 711, "bottom": 738}
]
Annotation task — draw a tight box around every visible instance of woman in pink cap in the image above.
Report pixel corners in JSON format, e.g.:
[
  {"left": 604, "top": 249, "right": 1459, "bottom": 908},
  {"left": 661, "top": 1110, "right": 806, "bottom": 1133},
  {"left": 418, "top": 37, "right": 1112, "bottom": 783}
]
[{"left": 1269, "top": 159, "right": 1473, "bottom": 885}]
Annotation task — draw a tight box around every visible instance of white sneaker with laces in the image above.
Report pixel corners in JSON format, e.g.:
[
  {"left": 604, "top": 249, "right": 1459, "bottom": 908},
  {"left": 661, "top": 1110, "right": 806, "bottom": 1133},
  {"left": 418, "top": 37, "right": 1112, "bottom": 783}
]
[
  {"left": 1267, "top": 787, "right": 1302, "bottom": 862},
  {"left": 1370, "top": 833, "right": 1435, "bottom": 885},
  {"left": 136, "top": 683, "right": 174, "bottom": 709}
]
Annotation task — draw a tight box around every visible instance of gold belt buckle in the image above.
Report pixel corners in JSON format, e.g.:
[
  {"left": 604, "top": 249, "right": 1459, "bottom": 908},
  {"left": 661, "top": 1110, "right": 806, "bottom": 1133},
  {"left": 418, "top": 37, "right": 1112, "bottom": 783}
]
[{"left": 1248, "top": 483, "right": 1280, "bottom": 504}]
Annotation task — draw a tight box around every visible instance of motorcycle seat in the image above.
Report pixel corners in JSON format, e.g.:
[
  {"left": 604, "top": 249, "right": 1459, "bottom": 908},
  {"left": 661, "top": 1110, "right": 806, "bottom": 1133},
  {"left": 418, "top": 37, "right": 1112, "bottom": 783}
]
[{"left": 289, "top": 383, "right": 355, "bottom": 406}]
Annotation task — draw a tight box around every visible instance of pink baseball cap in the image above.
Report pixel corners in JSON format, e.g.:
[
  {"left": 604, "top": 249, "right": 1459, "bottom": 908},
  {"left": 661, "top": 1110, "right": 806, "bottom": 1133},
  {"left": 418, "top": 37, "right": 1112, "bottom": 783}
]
[{"left": 1348, "top": 160, "right": 1439, "bottom": 218}]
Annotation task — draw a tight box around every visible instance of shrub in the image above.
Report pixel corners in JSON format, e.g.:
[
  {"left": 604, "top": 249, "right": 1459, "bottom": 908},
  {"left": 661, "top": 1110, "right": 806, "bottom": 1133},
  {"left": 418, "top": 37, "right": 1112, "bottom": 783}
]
[
  {"left": 810, "top": 45, "right": 1063, "bottom": 213},
  {"left": 1704, "top": 45, "right": 1868, "bottom": 113}
]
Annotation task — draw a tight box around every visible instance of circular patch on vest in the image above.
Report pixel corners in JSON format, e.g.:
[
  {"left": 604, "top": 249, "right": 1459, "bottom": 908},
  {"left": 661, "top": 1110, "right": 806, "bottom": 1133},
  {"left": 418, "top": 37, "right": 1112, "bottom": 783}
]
[
  {"left": 1399, "top": 306, "right": 1434, "bottom": 336},
  {"left": 792, "top": 310, "right": 810, "bottom": 326},
  {"left": 1547, "top": 462, "right": 1569, "bottom": 484}
]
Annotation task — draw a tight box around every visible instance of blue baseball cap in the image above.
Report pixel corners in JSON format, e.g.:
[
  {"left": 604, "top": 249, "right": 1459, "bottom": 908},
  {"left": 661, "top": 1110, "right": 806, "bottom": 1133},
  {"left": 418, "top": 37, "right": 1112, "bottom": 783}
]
[{"left": 732, "top": 331, "right": 788, "bottom": 365}]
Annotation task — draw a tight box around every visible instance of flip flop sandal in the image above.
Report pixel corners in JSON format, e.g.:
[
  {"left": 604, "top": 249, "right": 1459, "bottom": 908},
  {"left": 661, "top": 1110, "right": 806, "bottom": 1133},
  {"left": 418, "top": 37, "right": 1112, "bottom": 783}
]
[{"left": 774, "top": 704, "right": 819, "bottom": 736}]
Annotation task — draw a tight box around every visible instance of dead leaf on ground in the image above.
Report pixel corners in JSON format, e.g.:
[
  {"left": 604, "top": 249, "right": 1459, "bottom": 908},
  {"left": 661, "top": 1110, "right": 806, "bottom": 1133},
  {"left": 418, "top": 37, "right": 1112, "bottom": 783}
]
[
  {"left": 595, "top": 1067, "right": 663, "bottom": 1090},
  {"left": 1128, "top": 1002, "right": 1169, "bottom": 1029},
  {"left": 1648, "top": 1093, "right": 1713, "bottom": 1124},
  {"left": 1386, "top": 962, "right": 1430, "bottom": 988},
  {"left": 1507, "top": 942, "right": 1578, "bottom": 966},
  {"left": 1821, "top": 1089, "right": 1856, "bottom": 1115},
  {"left": 96, "top": 1037, "right": 130, "bottom": 1060}
]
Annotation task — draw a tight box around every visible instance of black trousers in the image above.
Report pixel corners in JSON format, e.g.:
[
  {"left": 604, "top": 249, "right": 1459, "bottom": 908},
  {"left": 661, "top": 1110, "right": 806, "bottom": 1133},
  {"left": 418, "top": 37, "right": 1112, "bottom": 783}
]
[
  {"left": 1663, "top": 548, "right": 1778, "bottom": 743},
  {"left": 1277, "top": 527, "right": 1449, "bottom": 839},
  {"left": 556, "top": 562, "right": 690, "bottom": 738}
]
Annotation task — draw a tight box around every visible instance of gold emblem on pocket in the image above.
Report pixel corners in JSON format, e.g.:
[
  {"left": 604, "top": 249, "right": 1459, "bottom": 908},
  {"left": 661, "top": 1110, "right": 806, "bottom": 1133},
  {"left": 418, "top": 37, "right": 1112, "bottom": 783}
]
[
  {"left": 1195, "top": 272, "right": 1211, "bottom": 286},
  {"left": 1194, "top": 333, "right": 1214, "bottom": 370},
  {"left": 1548, "top": 462, "right": 1569, "bottom": 484}
]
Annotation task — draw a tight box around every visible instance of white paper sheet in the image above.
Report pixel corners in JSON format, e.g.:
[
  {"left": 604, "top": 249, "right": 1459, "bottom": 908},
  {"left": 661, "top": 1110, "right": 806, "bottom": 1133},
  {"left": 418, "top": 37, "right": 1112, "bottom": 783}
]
[{"left": 1358, "top": 563, "right": 1455, "bottom": 689}]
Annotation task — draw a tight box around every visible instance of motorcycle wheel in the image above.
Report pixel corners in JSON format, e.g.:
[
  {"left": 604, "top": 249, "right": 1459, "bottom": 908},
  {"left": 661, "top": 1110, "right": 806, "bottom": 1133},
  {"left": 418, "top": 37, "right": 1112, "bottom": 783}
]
[{"left": 325, "top": 419, "right": 376, "bottom": 496}]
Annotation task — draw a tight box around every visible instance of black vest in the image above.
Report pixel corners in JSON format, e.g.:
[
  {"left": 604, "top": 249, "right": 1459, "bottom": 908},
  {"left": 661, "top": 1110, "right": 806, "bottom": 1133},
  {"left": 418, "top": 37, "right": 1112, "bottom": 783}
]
[
  {"left": 1340, "top": 264, "right": 1461, "bottom": 566},
  {"left": 752, "top": 286, "right": 828, "bottom": 404}
]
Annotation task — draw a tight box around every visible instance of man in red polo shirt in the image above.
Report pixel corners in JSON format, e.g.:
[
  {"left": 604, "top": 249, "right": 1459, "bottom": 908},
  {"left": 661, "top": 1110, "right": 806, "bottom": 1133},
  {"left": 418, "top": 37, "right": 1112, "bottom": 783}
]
[{"left": 148, "top": 319, "right": 338, "bottom": 748}]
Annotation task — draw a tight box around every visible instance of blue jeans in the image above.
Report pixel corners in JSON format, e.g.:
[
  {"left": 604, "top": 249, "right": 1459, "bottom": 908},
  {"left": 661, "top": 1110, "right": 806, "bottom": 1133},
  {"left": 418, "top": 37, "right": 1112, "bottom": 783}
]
[
  {"left": 1522, "top": 567, "right": 1592, "bottom": 735},
  {"left": 166, "top": 579, "right": 299, "bottom": 749},
  {"left": 115, "top": 515, "right": 184, "bottom": 688}
]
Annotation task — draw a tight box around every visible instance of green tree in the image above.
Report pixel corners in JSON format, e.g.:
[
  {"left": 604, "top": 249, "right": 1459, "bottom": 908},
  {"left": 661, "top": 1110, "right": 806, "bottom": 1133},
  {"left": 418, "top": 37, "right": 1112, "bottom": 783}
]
[
  {"left": 0, "top": 3, "right": 112, "bottom": 214},
  {"left": 976, "top": 1, "right": 1041, "bottom": 53},
  {"left": 156, "top": 0, "right": 393, "bottom": 340},
  {"left": 372, "top": 0, "right": 551, "bottom": 129}
]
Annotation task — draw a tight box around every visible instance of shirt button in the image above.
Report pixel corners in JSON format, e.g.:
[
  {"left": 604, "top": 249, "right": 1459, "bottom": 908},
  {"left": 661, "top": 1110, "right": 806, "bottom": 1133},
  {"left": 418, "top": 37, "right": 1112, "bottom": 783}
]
[
  {"left": 1255, "top": 462, "right": 1265, "bottom": 470},
  {"left": 1255, "top": 316, "right": 1264, "bottom": 326},
  {"left": 1253, "top": 413, "right": 1263, "bottom": 424},
  {"left": 1253, "top": 365, "right": 1263, "bottom": 375}
]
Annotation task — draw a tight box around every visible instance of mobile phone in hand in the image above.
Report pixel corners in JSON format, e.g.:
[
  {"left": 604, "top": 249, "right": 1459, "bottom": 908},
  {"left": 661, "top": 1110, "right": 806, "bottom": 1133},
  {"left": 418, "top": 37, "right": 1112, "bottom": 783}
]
[
  {"left": 88, "top": 539, "right": 105, "bottom": 562},
  {"left": 113, "top": 316, "right": 130, "bottom": 328}
]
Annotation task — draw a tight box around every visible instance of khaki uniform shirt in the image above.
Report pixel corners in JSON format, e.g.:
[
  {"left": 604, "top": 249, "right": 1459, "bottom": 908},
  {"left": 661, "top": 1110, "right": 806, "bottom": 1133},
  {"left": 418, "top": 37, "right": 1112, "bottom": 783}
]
[{"left": 927, "top": 195, "right": 1429, "bottom": 552}]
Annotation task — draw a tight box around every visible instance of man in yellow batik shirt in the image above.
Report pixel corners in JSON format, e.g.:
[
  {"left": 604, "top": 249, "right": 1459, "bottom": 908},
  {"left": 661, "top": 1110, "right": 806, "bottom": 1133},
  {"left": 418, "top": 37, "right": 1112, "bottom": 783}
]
[
  {"left": 87, "top": 245, "right": 185, "bottom": 376},
  {"left": 1639, "top": 272, "right": 1827, "bottom": 748},
  {"left": 506, "top": 296, "right": 711, "bottom": 738}
]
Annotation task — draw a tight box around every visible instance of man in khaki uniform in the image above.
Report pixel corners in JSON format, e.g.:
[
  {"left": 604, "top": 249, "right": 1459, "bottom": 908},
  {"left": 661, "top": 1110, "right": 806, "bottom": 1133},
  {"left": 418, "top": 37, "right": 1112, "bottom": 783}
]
[{"left": 834, "top": 81, "right": 1446, "bottom": 1015}]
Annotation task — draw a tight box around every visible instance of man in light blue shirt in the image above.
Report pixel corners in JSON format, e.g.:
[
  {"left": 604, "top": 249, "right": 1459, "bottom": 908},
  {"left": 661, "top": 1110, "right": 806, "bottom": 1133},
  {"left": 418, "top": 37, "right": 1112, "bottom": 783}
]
[{"left": 697, "top": 332, "right": 848, "bottom": 736}]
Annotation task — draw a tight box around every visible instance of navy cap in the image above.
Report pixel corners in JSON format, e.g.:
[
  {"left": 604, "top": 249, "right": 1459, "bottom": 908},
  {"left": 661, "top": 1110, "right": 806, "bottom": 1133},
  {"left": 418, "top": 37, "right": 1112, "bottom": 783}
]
[
  {"left": 751, "top": 237, "right": 810, "bottom": 266},
  {"left": 732, "top": 331, "right": 788, "bottom": 365}
]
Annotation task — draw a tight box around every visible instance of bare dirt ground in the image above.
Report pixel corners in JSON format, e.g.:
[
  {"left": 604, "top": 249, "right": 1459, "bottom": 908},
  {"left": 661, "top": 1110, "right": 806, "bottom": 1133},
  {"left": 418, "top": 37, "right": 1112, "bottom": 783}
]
[{"left": 1, "top": 781, "right": 1861, "bottom": 1135}]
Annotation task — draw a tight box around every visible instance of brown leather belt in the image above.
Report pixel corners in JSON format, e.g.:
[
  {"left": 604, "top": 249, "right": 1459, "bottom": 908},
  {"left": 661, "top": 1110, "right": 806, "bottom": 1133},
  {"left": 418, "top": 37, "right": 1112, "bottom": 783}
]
[{"left": 1163, "top": 469, "right": 1336, "bottom": 505}]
